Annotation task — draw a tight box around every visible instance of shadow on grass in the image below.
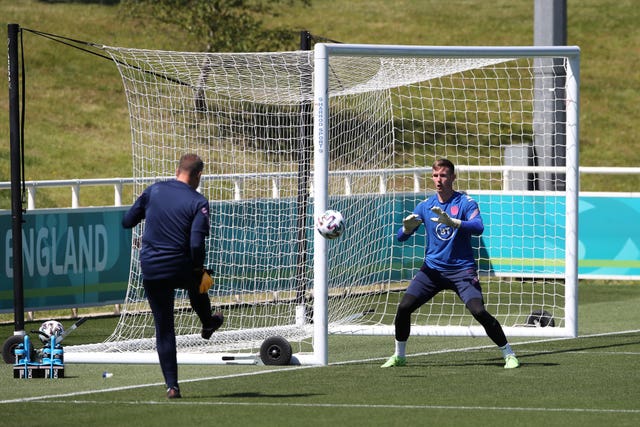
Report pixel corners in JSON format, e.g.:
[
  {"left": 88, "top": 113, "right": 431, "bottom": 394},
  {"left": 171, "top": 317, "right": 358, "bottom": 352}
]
[
  {"left": 396, "top": 359, "right": 560, "bottom": 369},
  {"left": 519, "top": 334, "right": 640, "bottom": 359}
]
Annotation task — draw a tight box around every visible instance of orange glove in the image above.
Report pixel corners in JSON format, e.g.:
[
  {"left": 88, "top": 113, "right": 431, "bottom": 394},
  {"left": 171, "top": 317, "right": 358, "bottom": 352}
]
[{"left": 199, "top": 269, "right": 214, "bottom": 294}]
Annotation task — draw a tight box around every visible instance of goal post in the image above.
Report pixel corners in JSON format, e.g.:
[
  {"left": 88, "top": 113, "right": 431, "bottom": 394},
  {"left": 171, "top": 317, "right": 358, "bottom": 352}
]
[
  {"left": 313, "top": 44, "right": 580, "bottom": 349},
  {"left": 64, "top": 42, "right": 579, "bottom": 366}
]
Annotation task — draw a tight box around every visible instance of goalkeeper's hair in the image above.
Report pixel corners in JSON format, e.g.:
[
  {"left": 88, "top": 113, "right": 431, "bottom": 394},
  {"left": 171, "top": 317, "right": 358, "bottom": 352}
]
[
  {"left": 179, "top": 153, "right": 204, "bottom": 178},
  {"left": 432, "top": 158, "right": 455, "bottom": 173}
]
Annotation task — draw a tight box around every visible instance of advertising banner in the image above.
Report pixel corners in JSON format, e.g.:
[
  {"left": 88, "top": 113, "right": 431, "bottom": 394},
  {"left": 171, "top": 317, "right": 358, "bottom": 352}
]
[
  {"left": 1, "top": 207, "right": 131, "bottom": 312},
  {"left": 1, "top": 193, "right": 638, "bottom": 312}
]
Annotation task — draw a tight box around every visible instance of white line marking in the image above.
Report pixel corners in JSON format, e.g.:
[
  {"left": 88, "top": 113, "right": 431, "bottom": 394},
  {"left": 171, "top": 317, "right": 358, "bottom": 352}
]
[{"left": 18, "top": 400, "right": 640, "bottom": 415}]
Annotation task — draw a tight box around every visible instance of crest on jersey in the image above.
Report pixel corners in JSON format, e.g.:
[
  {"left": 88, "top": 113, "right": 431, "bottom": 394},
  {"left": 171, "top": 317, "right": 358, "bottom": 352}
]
[{"left": 434, "top": 223, "right": 455, "bottom": 240}]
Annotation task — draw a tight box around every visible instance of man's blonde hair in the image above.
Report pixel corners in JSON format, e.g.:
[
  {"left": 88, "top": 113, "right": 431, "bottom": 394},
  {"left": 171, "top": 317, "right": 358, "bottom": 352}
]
[{"left": 432, "top": 158, "right": 455, "bottom": 173}]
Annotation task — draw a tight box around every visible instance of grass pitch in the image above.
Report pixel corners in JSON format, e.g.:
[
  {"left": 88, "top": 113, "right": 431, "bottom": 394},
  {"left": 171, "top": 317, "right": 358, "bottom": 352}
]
[{"left": 1, "top": 281, "right": 639, "bottom": 427}]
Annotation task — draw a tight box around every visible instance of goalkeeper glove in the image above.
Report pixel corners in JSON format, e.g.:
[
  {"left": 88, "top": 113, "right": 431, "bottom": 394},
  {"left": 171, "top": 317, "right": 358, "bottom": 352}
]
[
  {"left": 430, "top": 206, "right": 461, "bottom": 228},
  {"left": 194, "top": 268, "right": 214, "bottom": 294},
  {"left": 402, "top": 213, "right": 422, "bottom": 234},
  {"left": 200, "top": 269, "right": 214, "bottom": 294}
]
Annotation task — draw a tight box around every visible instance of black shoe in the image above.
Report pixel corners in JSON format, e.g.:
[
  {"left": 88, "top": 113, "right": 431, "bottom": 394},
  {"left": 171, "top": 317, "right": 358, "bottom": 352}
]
[
  {"left": 201, "top": 312, "right": 224, "bottom": 339},
  {"left": 167, "top": 386, "right": 181, "bottom": 399}
]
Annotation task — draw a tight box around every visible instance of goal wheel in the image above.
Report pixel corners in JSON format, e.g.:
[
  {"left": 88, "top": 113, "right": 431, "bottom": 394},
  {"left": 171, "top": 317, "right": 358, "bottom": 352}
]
[
  {"left": 526, "top": 310, "right": 555, "bottom": 327},
  {"left": 2, "top": 335, "right": 26, "bottom": 364},
  {"left": 259, "top": 336, "right": 292, "bottom": 366}
]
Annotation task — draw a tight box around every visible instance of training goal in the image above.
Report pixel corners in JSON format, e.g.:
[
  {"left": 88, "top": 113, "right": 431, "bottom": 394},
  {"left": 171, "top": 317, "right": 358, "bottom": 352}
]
[{"left": 66, "top": 43, "right": 580, "bottom": 366}]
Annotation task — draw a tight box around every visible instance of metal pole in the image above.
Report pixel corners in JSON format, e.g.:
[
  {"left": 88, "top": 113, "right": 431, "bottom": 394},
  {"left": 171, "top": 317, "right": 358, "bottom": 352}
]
[
  {"left": 8, "top": 23, "right": 25, "bottom": 335},
  {"left": 295, "top": 31, "right": 313, "bottom": 311},
  {"left": 533, "top": 0, "right": 567, "bottom": 191}
]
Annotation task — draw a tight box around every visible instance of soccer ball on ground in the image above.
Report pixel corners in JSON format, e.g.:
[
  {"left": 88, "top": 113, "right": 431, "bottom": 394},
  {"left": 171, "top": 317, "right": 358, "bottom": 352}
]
[
  {"left": 316, "top": 210, "right": 345, "bottom": 240},
  {"left": 38, "top": 320, "right": 64, "bottom": 344}
]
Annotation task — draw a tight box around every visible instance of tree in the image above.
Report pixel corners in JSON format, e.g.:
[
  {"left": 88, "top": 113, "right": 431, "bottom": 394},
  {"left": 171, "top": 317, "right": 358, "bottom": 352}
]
[{"left": 121, "top": 0, "right": 311, "bottom": 52}]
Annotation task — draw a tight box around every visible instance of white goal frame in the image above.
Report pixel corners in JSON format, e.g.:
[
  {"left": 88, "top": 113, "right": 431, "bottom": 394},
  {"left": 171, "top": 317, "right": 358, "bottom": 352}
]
[{"left": 311, "top": 44, "right": 580, "bottom": 365}]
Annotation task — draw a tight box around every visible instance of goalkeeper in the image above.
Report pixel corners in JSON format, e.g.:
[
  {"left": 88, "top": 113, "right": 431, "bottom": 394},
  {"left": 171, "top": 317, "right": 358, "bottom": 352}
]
[
  {"left": 122, "top": 153, "right": 223, "bottom": 399},
  {"left": 381, "top": 158, "right": 519, "bottom": 369}
]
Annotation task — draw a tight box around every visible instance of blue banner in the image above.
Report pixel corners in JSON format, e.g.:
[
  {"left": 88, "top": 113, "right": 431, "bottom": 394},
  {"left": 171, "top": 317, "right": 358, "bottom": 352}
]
[
  {"left": 475, "top": 193, "right": 567, "bottom": 276},
  {"left": 0, "top": 207, "right": 131, "bottom": 312},
  {"left": 469, "top": 194, "right": 640, "bottom": 278},
  {"left": 578, "top": 196, "right": 640, "bottom": 277},
  {"left": 392, "top": 193, "right": 640, "bottom": 278},
  {"left": 1, "top": 193, "right": 638, "bottom": 313}
]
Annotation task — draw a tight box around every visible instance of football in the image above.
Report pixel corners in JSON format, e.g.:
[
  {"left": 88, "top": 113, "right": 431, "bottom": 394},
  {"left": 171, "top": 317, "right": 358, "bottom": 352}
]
[
  {"left": 316, "top": 209, "right": 345, "bottom": 239},
  {"left": 38, "top": 320, "right": 65, "bottom": 344}
]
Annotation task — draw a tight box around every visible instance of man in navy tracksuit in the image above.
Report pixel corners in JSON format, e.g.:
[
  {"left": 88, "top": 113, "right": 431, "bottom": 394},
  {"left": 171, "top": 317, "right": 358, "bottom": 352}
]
[{"left": 122, "top": 153, "right": 223, "bottom": 399}]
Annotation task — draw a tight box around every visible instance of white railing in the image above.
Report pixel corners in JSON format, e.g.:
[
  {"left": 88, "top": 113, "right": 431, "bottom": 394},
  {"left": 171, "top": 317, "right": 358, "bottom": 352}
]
[{"left": 1, "top": 166, "right": 640, "bottom": 209}]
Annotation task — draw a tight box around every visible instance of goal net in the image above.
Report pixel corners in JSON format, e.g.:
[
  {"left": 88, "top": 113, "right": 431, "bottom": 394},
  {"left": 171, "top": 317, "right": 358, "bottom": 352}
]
[{"left": 66, "top": 44, "right": 579, "bottom": 365}]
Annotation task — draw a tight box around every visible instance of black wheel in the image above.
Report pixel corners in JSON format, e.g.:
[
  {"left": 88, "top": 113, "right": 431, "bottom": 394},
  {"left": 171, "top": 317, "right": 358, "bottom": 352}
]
[
  {"left": 526, "top": 309, "right": 555, "bottom": 327},
  {"left": 2, "top": 335, "right": 25, "bottom": 364},
  {"left": 259, "top": 336, "right": 292, "bottom": 366}
]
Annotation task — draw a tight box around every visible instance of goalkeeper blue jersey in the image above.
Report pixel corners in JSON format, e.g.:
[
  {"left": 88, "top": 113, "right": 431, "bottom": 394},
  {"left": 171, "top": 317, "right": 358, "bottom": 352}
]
[
  {"left": 122, "top": 180, "right": 210, "bottom": 281},
  {"left": 397, "top": 191, "right": 484, "bottom": 271}
]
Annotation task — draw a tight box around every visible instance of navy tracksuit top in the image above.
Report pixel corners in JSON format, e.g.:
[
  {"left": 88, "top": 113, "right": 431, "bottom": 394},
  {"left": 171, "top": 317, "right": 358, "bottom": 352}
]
[{"left": 122, "top": 180, "right": 210, "bottom": 282}]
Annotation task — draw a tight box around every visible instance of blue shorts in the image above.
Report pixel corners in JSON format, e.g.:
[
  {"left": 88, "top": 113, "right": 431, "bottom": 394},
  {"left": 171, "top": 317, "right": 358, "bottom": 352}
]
[{"left": 405, "top": 264, "right": 483, "bottom": 305}]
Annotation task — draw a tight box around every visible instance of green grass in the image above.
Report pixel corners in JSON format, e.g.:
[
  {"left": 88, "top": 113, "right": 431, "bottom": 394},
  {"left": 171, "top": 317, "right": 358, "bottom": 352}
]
[
  {"left": 1, "top": 0, "right": 640, "bottom": 209},
  {"left": 0, "top": 281, "right": 639, "bottom": 426}
]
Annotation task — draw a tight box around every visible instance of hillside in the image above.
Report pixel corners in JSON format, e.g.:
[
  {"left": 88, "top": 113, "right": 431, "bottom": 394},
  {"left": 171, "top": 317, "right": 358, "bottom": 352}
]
[{"left": 1, "top": 0, "right": 638, "bottom": 208}]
